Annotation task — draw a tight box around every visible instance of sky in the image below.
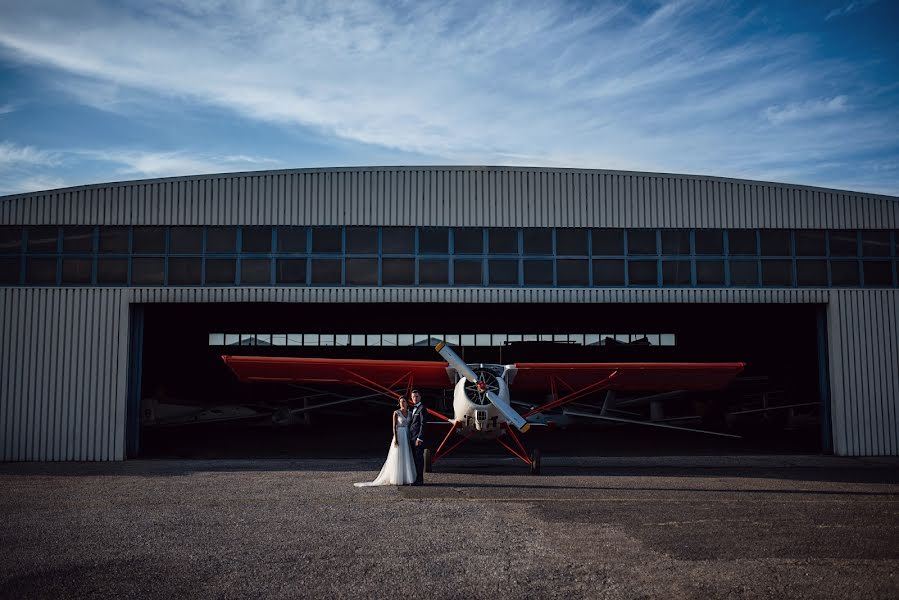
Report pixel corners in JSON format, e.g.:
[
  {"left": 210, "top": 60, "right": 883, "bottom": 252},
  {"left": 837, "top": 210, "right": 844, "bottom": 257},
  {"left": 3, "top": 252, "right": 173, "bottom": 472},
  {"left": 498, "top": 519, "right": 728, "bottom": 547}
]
[{"left": 0, "top": 0, "right": 897, "bottom": 197}]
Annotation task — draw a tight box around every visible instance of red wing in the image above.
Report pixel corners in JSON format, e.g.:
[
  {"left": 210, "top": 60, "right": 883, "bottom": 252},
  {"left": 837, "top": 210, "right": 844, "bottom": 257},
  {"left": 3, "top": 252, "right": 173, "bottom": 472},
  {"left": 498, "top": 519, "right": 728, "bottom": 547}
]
[
  {"left": 221, "top": 356, "right": 454, "bottom": 389},
  {"left": 510, "top": 362, "right": 746, "bottom": 392}
]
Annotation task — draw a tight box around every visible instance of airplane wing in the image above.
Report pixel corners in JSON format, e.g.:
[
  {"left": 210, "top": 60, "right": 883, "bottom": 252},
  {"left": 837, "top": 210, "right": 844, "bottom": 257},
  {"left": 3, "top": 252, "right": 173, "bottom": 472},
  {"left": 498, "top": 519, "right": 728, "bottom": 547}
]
[
  {"left": 508, "top": 362, "right": 746, "bottom": 392},
  {"left": 221, "top": 356, "right": 454, "bottom": 389}
]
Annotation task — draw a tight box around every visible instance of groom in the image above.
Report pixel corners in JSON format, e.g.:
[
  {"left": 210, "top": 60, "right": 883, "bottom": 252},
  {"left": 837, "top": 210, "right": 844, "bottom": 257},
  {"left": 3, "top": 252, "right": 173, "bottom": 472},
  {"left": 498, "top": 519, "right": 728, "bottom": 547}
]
[{"left": 407, "top": 389, "right": 426, "bottom": 485}]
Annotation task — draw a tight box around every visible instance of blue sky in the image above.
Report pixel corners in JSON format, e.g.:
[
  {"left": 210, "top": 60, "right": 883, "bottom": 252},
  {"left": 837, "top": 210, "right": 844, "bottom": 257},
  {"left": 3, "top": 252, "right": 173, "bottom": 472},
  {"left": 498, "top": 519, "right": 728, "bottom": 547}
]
[{"left": 0, "top": 0, "right": 897, "bottom": 197}]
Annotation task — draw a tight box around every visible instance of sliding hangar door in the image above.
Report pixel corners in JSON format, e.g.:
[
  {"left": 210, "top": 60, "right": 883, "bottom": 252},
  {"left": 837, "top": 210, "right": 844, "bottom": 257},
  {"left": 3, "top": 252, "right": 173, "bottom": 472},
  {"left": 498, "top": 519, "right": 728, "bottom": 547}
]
[{"left": 0, "top": 167, "right": 897, "bottom": 460}]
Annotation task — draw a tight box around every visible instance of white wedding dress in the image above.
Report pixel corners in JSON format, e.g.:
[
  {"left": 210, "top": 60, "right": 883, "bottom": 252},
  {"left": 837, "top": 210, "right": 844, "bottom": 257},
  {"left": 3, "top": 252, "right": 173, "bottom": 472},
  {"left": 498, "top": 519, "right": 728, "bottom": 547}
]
[{"left": 355, "top": 410, "right": 417, "bottom": 487}]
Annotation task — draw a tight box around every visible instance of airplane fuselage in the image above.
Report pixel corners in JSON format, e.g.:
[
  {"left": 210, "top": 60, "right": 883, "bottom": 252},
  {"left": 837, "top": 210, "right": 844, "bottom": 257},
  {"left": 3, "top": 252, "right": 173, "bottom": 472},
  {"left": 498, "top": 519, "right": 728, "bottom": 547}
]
[{"left": 450, "top": 365, "right": 514, "bottom": 439}]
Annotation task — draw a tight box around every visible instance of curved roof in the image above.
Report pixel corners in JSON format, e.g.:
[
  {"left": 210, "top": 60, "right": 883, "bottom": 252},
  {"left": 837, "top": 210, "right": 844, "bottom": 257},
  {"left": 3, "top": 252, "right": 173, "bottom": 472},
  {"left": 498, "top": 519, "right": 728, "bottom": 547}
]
[{"left": 1, "top": 166, "right": 897, "bottom": 228}]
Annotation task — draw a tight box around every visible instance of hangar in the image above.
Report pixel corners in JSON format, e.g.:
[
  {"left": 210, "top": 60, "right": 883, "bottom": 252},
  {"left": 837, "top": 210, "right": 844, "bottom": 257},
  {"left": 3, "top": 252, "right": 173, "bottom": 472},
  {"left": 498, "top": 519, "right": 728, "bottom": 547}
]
[{"left": 0, "top": 166, "right": 897, "bottom": 461}]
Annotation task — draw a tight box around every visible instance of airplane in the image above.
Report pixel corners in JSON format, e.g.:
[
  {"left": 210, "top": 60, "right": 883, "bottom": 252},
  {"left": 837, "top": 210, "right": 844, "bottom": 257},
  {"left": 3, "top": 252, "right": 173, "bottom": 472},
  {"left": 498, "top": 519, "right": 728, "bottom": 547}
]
[{"left": 221, "top": 342, "right": 746, "bottom": 474}]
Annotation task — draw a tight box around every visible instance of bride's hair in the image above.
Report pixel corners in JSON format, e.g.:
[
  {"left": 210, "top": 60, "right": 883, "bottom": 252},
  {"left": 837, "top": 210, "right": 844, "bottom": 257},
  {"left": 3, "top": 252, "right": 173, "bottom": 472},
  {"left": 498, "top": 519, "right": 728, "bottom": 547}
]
[{"left": 397, "top": 396, "right": 408, "bottom": 407}]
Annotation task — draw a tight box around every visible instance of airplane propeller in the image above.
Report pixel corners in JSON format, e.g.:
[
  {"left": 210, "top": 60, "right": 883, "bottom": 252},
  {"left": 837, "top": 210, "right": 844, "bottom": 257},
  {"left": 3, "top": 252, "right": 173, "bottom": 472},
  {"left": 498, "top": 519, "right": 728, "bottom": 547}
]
[{"left": 435, "top": 342, "right": 530, "bottom": 432}]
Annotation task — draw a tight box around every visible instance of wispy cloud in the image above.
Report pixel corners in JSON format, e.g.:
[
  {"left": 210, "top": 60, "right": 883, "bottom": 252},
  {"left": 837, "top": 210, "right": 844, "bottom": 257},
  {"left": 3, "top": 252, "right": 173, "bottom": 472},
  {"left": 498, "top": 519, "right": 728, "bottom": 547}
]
[
  {"left": 0, "top": 1, "right": 896, "bottom": 194},
  {"left": 825, "top": 0, "right": 878, "bottom": 21},
  {"left": 764, "top": 96, "right": 849, "bottom": 125},
  {"left": 0, "top": 140, "right": 60, "bottom": 166},
  {"left": 0, "top": 103, "right": 15, "bottom": 115}
]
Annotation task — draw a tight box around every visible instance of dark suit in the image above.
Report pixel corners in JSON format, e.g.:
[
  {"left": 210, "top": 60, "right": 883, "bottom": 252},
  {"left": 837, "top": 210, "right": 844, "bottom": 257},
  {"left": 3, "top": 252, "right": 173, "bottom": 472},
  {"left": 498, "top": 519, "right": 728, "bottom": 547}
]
[{"left": 407, "top": 402, "right": 426, "bottom": 484}]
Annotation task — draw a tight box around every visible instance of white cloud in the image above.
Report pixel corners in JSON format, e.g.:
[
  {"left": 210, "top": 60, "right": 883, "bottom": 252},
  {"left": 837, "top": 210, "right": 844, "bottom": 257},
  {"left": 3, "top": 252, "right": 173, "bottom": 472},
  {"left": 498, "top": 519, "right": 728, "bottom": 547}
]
[
  {"left": 825, "top": 0, "right": 878, "bottom": 21},
  {"left": 78, "top": 149, "right": 281, "bottom": 178},
  {"left": 0, "top": 140, "right": 60, "bottom": 166},
  {"left": 0, "top": 103, "right": 15, "bottom": 114},
  {"left": 0, "top": 1, "right": 895, "bottom": 194},
  {"left": 763, "top": 96, "right": 849, "bottom": 125}
]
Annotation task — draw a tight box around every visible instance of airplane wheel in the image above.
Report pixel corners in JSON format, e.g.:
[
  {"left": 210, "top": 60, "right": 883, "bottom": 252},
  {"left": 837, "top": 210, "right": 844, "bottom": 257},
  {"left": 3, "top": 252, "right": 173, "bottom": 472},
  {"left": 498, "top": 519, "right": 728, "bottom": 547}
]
[
  {"left": 424, "top": 448, "right": 432, "bottom": 473},
  {"left": 530, "top": 449, "right": 541, "bottom": 475}
]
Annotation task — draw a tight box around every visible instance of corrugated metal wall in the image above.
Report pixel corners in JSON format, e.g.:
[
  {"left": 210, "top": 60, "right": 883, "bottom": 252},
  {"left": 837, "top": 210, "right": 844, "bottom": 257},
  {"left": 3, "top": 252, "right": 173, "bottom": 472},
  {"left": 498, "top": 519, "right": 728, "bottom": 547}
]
[
  {"left": 1, "top": 167, "right": 897, "bottom": 227},
  {"left": 0, "top": 288, "right": 129, "bottom": 461},
  {"left": 1, "top": 167, "right": 898, "bottom": 460},
  {"left": 827, "top": 290, "right": 899, "bottom": 456}
]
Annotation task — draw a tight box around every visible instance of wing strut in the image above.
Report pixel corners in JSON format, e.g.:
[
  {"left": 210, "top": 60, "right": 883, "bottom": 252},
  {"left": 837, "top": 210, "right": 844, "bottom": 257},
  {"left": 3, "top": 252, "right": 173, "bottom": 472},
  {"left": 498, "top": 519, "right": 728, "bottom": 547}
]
[{"left": 523, "top": 370, "right": 621, "bottom": 418}]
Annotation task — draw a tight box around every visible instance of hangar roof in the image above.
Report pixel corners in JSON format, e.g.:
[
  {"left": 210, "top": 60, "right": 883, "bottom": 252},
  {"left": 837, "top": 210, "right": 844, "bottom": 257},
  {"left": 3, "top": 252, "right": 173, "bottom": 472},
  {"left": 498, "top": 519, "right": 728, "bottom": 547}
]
[{"left": 1, "top": 166, "right": 897, "bottom": 228}]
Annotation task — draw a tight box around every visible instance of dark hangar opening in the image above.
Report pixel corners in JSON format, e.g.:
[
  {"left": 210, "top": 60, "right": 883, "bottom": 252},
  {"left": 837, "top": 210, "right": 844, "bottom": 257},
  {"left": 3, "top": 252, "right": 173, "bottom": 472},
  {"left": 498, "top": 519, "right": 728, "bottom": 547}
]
[{"left": 134, "top": 302, "right": 825, "bottom": 458}]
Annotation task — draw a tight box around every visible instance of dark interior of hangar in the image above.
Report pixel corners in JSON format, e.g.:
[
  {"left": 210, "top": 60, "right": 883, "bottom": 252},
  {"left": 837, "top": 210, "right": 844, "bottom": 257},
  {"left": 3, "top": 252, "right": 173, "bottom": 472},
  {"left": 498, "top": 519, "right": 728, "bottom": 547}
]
[{"left": 135, "top": 302, "right": 827, "bottom": 459}]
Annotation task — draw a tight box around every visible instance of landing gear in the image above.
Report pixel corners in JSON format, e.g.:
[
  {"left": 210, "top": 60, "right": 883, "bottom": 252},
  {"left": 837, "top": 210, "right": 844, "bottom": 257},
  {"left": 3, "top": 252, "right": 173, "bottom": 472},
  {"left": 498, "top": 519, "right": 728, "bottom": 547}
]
[
  {"left": 424, "top": 448, "right": 432, "bottom": 473},
  {"left": 530, "top": 449, "right": 541, "bottom": 476}
]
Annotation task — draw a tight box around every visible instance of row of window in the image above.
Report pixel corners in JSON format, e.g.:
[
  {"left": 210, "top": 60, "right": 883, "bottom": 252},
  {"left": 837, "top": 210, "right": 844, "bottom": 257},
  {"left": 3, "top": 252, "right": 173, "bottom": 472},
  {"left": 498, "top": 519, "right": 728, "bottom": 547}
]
[
  {"left": 3, "top": 255, "right": 895, "bottom": 287},
  {"left": 209, "top": 332, "right": 677, "bottom": 347},
  {"left": 2, "top": 226, "right": 897, "bottom": 258}
]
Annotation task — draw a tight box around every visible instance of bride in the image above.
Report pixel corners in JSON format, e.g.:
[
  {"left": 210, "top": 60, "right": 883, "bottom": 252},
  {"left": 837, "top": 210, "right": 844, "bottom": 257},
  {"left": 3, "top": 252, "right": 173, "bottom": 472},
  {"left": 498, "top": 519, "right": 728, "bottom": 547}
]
[{"left": 355, "top": 396, "right": 417, "bottom": 487}]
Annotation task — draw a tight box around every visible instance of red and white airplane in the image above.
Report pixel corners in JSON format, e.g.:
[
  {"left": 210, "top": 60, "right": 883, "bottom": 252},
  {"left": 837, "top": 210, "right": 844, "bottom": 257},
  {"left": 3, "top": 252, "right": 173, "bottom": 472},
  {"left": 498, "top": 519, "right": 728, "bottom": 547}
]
[{"left": 222, "top": 342, "right": 745, "bottom": 474}]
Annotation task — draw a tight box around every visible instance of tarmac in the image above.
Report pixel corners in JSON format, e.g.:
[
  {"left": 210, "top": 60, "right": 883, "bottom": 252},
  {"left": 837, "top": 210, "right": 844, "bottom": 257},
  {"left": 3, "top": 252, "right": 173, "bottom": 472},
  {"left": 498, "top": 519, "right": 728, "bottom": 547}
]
[{"left": 1, "top": 455, "right": 898, "bottom": 599}]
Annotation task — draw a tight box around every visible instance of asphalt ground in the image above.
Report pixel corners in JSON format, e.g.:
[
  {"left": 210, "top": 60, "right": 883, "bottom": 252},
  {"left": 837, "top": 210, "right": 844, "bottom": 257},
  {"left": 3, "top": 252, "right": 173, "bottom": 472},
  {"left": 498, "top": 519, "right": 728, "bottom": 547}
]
[{"left": 1, "top": 456, "right": 898, "bottom": 599}]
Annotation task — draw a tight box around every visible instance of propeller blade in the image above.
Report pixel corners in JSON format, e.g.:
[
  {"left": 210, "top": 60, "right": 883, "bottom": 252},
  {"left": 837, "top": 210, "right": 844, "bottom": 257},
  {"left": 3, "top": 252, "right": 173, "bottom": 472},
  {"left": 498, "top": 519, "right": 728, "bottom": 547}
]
[
  {"left": 434, "top": 342, "right": 478, "bottom": 383},
  {"left": 486, "top": 389, "right": 530, "bottom": 433},
  {"left": 435, "top": 342, "right": 530, "bottom": 433}
]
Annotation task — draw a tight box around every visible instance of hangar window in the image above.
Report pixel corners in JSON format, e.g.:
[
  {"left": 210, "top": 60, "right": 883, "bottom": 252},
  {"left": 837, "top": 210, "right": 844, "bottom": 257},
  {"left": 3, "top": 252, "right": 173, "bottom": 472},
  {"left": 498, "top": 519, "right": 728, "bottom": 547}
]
[
  {"left": 99, "top": 227, "right": 129, "bottom": 254},
  {"left": 277, "top": 227, "right": 307, "bottom": 253},
  {"left": 382, "top": 258, "right": 415, "bottom": 285},
  {"left": 205, "top": 258, "right": 236, "bottom": 285},
  {"left": 97, "top": 258, "right": 127, "bottom": 285},
  {"left": 662, "top": 260, "right": 691, "bottom": 286},
  {"left": 729, "top": 260, "right": 758, "bottom": 286},
  {"left": 419, "top": 260, "right": 449, "bottom": 285},
  {"left": 523, "top": 229, "right": 552, "bottom": 255},
  {"left": 454, "top": 259, "right": 483, "bottom": 285},
  {"left": 419, "top": 228, "right": 449, "bottom": 254},
  {"left": 592, "top": 259, "right": 625, "bottom": 286},
  {"left": 661, "top": 230, "right": 690, "bottom": 255},
  {"left": 760, "top": 231, "right": 792, "bottom": 256},
  {"left": 556, "top": 228, "right": 588, "bottom": 256},
  {"left": 557, "top": 259, "right": 588, "bottom": 286},
  {"left": 239, "top": 258, "right": 271, "bottom": 285},
  {"left": 696, "top": 260, "right": 725, "bottom": 285},
  {"left": 276, "top": 259, "right": 306, "bottom": 284},
  {"left": 861, "top": 231, "right": 891, "bottom": 257},
  {"left": 170, "top": 227, "right": 203, "bottom": 254},
  {"left": 796, "top": 230, "right": 826, "bottom": 256},
  {"left": 346, "top": 227, "right": 378, "bottom": 254},
  {"left": 627, "top": 230, "right": 657, "bottom": 255},
  {"left": 830, "top": 260, "right": 859, "bottom": 286},
  {"left": 488, "top": 228, "right": 518, "bottom": 254},
  {"left": 241, "top": 226, "right": 273, "bottom": 253},
  {"left": 695, "top": 230, "right": 723, "bottom": 255},
  {"left": 62, "top": 226, "right": 94, "bottom": 253},
  {"left": 488, "top": 259, "right": 519, "bottom": 285},
  {"left": 311, "top": 227, "right": 342, "bottom": 253},
  {"left": 133, "top": 227, "right": 166, "bottom": 254},
  {"left": 206, "top": 227, "right": 237, "bottom": 253},
  {"left": 454, "top": 228, "right": 483, "bottom": 254},
  {"left": 727, "top": 230, "right": 757, "bottom": 255},
  {"left": 591, "top": 229, "right": 624, "bottom": 256},
  {"left": 862, "top": 261, "right": 893, "bottom": 287},
  {"left": 310, "top": 258, "right": 341, "bottom": 285},
  {"left": 628, "top": 260, "right": 657, "bottom": 286},
  {"left": 25, "top": 257, "right": 56, "bottom": 284},
  {"left": 0, "top": 257, "right": 20, "bottom": 284},
  {"left": 382, "top": 228, "right": 415, "bottom": 254},
  {"left": 796, "top": 260, "right": 827, "bottom": 287},
  {"left": 132, "top": 257, "right": 165, "bottom": 286},
  {"left": 829, "top": 230, "right": 858, "bottom": 256},
  {"left": 0, "top": 226, "right": 21, "bottom": 253},
  {"left": 27, "top": 226, "right": 59, "bottom": 252},
  {"left": 523, "top": 260, "right": 552, "bottom": 285},
  {"left": 346, "top": 258, "right": 378, "bottom": 285},
  {"left": 761, "top": 260, "right": 793, "bottom": 287},
  {"left": 168, "top": 258, "right": 202, "bottom": 285}
]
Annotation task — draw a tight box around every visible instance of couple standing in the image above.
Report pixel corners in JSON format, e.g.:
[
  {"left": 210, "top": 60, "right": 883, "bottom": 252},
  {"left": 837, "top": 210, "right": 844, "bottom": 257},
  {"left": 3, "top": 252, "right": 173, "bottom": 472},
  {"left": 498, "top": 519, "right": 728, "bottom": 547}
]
[{"left": 355, "top": 390, "right": 426, "bottom": 487}]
